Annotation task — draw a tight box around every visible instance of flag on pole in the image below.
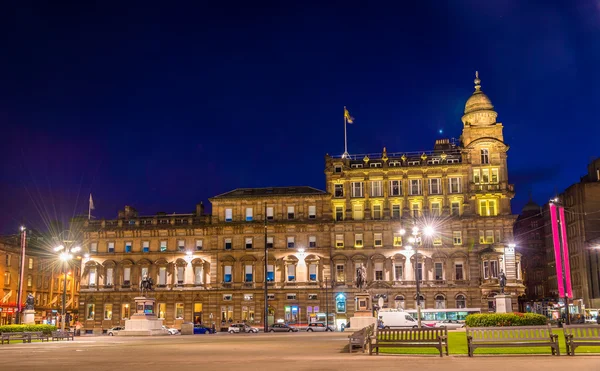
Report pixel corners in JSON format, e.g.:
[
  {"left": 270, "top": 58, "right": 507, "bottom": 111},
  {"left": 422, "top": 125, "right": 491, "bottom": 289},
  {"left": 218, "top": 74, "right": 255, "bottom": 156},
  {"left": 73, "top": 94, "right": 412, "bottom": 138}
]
[
  {"left": 89, "top": 194, "right": 95, "bottom": 220},
  {"left": 344, "top": 107, "right": 354, "bottom": 124}
]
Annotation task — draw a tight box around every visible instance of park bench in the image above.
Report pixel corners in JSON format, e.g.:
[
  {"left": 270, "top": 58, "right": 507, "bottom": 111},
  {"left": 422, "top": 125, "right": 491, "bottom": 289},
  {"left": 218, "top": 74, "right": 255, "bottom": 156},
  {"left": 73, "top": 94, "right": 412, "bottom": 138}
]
[
  {"left": 563, "top": 324, "right": 600, "bottom": 356},
  {"left": 25, "top": 331, "right": 50, "bottom": 342},
  {"left": 369, "top": 327, "right": 448, "bottom": 357},
  {"left": 51, "top": 330, "right": 75, "bottom": 341},
  {"left": 1, "top": 332, "right": 31, "bottom": 344},
  {"left": 348, "top": 324, "right": 375, "bottom": 353},
  {"left": 466, "top": 325, "right": 559, "bottom": 357}
]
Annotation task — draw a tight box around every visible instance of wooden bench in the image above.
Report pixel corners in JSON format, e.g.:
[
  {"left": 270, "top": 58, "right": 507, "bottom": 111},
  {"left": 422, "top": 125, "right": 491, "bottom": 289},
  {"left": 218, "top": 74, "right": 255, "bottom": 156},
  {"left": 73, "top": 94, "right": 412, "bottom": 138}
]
[
  {"left": 25, "top": 331, "right": 50, "bottom": 342},
  {"left": 51, "top": 331, "right": 75, "bottom": 341},
  {"left": 1, "top": 332, "right": 32, "bottom": 344},
  {"left": 369, "top": 327, "right": 448, "bottom": 357},
  {"left": 563, "top": 325, "right": 600, "bottom": 356},
  {"left": 348, "top": 324, "right": 375, "bottom": 353},
  {"left": 466, "top": 325, "right": 559, "bottom": 357}
]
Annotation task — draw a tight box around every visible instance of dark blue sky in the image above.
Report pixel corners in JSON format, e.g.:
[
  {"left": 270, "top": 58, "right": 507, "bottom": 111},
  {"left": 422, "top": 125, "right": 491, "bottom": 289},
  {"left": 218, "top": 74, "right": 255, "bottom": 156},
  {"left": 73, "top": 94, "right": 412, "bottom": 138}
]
[{"left": 1, "top": 1, "right": 599, "bottom": 234}]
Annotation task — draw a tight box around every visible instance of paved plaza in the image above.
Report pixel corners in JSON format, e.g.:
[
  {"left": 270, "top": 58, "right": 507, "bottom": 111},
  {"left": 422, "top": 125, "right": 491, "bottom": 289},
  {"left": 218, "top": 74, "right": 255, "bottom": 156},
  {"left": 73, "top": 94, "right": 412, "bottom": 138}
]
[{"left": 0, "top": 332, "right": 599, "bottom": 371}]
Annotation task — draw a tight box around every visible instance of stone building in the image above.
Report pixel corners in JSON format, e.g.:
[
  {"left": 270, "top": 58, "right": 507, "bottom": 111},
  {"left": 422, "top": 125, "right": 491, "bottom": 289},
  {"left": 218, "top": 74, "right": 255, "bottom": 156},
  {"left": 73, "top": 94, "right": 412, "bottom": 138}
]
[
  {"left": 0, "top": 233, "right": 80, "bottom": 325},
  {"left": 77, "top": 73, "right": 524, "bottom": 333},
  {"left": 544, "top": 158, "right": 600, "bottom": 310},
  {"left": 513, "top": 200, "right": 548, "bottom": 313}
]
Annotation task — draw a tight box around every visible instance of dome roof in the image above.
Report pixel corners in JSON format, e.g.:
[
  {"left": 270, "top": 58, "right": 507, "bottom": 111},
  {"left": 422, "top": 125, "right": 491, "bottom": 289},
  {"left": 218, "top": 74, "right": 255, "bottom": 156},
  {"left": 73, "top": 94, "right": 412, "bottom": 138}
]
[
  {"left": 464, "top": 72, "right": 494, "bottom": 114},
  {"left": 522, "top": 200, "right": 540, "bottom": 213}
]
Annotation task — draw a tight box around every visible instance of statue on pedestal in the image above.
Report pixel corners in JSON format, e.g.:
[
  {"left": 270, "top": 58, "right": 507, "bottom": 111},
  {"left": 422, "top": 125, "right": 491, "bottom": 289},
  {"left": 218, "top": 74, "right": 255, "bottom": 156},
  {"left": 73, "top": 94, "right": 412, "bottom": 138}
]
[
  {"left": 25, "top": 293, "right": 35, "bottom": 310},
  {"left": 355, "top": 264, "right": 367, "bottom": 291},
  {"left": 139, "top": 275, "right": 154, "bottom": 297},
  {"left": 499, "top": 270, "right": 507, "bottom": 294}
]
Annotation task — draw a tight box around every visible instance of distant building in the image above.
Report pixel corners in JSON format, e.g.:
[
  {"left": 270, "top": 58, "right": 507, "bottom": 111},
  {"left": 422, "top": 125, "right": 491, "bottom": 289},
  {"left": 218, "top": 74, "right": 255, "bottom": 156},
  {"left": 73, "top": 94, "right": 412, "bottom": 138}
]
[
  {"left": 513, "top": 200, "right": 548, "bottom": 313},
  {"left": 544, "top": 158, "right": 600, "bottom": 311},
  {"left": 0, "top": 232, "right": 80, "bottom": 325},
  {"left": 77, "top": 73, "right": 524, "bottom": 333}
]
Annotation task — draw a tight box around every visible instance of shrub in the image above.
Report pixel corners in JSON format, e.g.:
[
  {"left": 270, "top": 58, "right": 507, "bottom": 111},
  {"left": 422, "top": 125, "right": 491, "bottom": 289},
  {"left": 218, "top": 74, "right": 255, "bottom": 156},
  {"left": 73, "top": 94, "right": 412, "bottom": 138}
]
[
  {"left": 0, "top": 324, "right": 57, "bottom": 335},
  {"left": 465, "top": 313, "right": 547, "bottom": 327}
]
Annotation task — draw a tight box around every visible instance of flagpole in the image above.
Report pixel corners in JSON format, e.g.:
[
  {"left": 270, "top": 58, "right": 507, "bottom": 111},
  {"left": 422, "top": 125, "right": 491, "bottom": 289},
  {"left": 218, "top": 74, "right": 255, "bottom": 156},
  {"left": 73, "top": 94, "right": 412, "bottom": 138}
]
[{"left": 343, "top": 106, "right": 349, "bottom": 158}]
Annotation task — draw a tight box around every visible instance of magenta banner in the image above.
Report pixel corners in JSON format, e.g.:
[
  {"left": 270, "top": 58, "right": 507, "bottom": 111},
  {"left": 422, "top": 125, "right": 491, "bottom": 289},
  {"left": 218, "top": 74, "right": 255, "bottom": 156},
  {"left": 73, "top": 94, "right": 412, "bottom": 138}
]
[
  {"left": 559, "top": 206, "right": 573, "bottom": 298},
  {"left": 549, "top": 203, "right": 565, "bottom": 297}
]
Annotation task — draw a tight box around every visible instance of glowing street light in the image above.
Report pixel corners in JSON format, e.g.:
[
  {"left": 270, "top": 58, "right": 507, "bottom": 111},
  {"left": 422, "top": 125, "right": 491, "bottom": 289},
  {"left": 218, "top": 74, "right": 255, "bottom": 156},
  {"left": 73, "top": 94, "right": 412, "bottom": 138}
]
[{"left": 55, "top": 244, "right": 80, "bottom": 332}]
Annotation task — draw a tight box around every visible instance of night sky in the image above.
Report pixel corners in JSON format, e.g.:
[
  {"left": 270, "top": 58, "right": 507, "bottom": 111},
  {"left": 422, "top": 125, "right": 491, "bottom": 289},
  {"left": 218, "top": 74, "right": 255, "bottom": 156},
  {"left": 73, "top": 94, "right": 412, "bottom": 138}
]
[{"left": 1, "top": 1, "right": 599, "bottom": 234}]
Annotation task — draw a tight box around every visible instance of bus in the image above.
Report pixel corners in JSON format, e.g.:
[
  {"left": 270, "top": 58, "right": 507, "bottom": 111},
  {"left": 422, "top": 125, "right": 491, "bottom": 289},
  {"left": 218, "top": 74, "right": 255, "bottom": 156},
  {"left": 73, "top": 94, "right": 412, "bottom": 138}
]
[{"left": 404, "top": 308, "right": 481, "bottom": 326}]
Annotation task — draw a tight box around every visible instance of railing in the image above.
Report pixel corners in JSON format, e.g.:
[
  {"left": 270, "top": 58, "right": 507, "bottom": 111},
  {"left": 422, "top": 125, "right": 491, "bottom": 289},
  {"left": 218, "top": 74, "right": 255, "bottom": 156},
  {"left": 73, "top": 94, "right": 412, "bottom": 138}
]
[{"left": 330, "top": 148, "right": 461, "bottom": 160}]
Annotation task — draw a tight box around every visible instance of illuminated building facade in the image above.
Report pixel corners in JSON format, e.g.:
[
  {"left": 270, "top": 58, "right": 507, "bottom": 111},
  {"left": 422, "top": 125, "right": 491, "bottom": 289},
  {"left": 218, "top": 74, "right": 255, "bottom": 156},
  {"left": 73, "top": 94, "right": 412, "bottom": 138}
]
[{"left": 78, "top": 73, "right": 524, "bottom": 332}]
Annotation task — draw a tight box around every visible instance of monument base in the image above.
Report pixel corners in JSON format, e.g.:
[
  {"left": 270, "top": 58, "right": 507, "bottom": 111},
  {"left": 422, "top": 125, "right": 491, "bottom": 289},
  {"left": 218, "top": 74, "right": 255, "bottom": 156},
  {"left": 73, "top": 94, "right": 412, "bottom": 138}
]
[
  {"left": 22, "top": 309, "right": 35, "bottom": 325},
  {"left": 346, "top": 311, "right": 377, "bottom": 332},
  {"left": 118, "top": 297, "right": 168, "bottom": 336},
  {"left": 495, "top": 294, "right": 513, "bottom": 313}
]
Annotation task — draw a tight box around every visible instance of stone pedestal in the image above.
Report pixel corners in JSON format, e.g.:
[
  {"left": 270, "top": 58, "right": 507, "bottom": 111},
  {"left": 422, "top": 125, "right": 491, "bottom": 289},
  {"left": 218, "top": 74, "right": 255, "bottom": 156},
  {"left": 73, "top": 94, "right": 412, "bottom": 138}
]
[
  {"left": 347, "top": 293, "right": 376, "bottom": 332},
  {"left": 22, "top": 309, "right": 35, "bottom": 325},
  {"left": 495, "top": 294, "right": 513, "bottom": 313},
  {"left": 118, "top": 297, "right": 168, "bottom": 336}
]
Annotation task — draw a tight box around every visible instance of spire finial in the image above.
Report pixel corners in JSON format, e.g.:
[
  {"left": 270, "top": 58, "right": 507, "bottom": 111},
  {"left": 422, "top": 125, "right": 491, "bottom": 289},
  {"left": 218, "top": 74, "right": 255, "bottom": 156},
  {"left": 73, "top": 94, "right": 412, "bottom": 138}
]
[{"left": 474, "top": 71, "right": 481, "bottom": 92}]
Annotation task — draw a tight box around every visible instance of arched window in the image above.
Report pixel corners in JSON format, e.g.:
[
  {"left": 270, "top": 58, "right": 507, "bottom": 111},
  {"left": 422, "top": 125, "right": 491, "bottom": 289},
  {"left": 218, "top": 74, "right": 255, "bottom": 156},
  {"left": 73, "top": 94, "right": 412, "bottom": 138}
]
[
  {"left": 435, "top": 295, "right": 446, "bottom": 309},
  {"left": 415, "top": 294, "right": 425, "bottom": 309},
  {"left": 394, "top": 295, "right": 405, "bottom": 309},
  {"left": 456, "top": 294, "right": 466, "bottom": 308}
]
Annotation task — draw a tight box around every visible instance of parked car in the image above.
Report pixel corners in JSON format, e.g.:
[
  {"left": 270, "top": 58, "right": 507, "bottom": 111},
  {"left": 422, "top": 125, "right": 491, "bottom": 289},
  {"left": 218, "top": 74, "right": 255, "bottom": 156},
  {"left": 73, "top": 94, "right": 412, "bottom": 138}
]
[
  {"left": 268, "top": 324, "right": 299, "bottom": 332},
  {"left": 107, "top": 326, "right": 124, "bottom": 336},
  {"left": 306, "top": 323, "right": 334, "bottom": 332},
  {"left": 228, "top": 323, "right": 259, "bottom": 333},
  {"left": 194, "top": 324, "right": 216, "bottom": 334},
  {"left": 434, "top": 320, "right": 465, "bottom": 329},
  {"left": 162, "top": 325, "right": 180, "bottom": 335}
]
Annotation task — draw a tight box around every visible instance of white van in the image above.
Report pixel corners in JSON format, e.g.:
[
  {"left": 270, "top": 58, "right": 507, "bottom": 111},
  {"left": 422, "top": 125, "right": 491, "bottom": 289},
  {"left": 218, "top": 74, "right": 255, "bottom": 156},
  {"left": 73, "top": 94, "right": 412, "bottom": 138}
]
[{"left": 378, "top": 310, "right": 418, "bottom": 329}]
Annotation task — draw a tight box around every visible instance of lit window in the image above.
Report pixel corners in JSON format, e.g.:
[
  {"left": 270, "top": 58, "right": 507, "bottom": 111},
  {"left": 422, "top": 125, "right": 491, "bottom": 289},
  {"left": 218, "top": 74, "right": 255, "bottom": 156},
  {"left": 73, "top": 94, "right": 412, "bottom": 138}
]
[
  {"left": 449, "top": 177, "right": 461, "bottom": 193},
  {"left": 429, "top": 178, "right": 441, "bottom": 194},
  {"left": 435, "top": 263, "right": 443, "bottom": 280},
  {"left": 481, "top": 149, "right": 489, "bottom": 164},
  {"left": 431, "top": 202, "right": 441, "bottom": 216},
  {"left": 393, "top": 233, "right": 403, "bottom": 246},
  {"left": 90, "top": 242, "right": 98, "bottom": 253},
  {"left": 308, "top": 205, "right": 316, "bottom": 219},
  {"left": 27, "top": 275, "right": 32, "bottom": 287},
  {"left": 336, "top": 264, "right": 345, "bottom": 282},
  {"left": 175, "top": 303, "right": 184, "bottom": 319},
  {"left": 225, "top": 208, "right": 232, "bottom": 222},
  {"left": 287, "top": 265, "right": 296, "bottom": 282},
  {"left": 245, "top": 237, "right": 253, "bottom": 249},
  {"left": 473, "top": 169, "right": 480, "bottom": 184},
  {"left": 160, "top": 241, "right": 167, "bottom": 252},
  {"left": 482, "top": 169, "right": 490, "bottom": 183},
  {"left": 389, "top": 180, "right": 402, "bottom": 196},
  {"left": 309, "top": 236, "right": 316, "bottom": 248},
  {"left": 409, "top": 179, "right": 422, "bottom": 195},
  {"left": 374, "top": 262, "right": 383, "bottom": 281},
  {"left": 491, "top": 168, "right": 499, "bottom": 183},
  {"left": 373, "top": 204, "right": 382, "bottom": 219},
  {"left": 195, "top": 240, "right": 203, "bottom": 251},
  {"left": 224, "top": 238, "right": 232, "bottom": 250},
  {"left": 194, "top": 266, "right": 203, "bottom": 284},
  {"left": 309, "top": 264, "right": 317, "bottom": 281},
  {"left": 479, "top": 199, "right": 497, "bottom": 216},
  {"left": 394, "top": 265, "right": 403, "bottom": 281},
  {"left": 105, "top": 268, "right": 113, "bottom": 286},
  {"left": 453, "top": 231, "right": 462, "bottom": 245},
  {"left": 391, "top": 204, "right": 401, "bottom": 219},
  {"left": 433, "top": 236, "right": 442, "bottom": 246},
  {"left": 28, "top": 258, "right": 33, "bottom": 270},
  {"left": 370, "top": 181, "right": 383, "bottom": 197},
  {"left": 374, "top": 233, "right": 382, "bottom": 247},
  {"left": 125, "top": 242, "right": 132, "bottom": 253},
  {"left": 351, "top": 182, "right": 364, "bottom": 197},
  {"left": 267, "top": 265, "right": 274, "bottom": 281},
  {"left": 158, "top": 267, "right": 167, "bottom": 285},
  {"left": 177, "top": 240, "right": 185, "bottom": 251},
  {"left": 334, "top": 184, "right": 344, "bottom": 198},
  {"left": 287, "top": 236, "right": 295, "bottom": 248},
  {"left": 335, "top": 206, "right": 344, "bottom": 221},
  {"left": 104, "top": 304, "right": 113, "bottom": 320},
  {"left": 266, "top": 207, "right": 274, "bottom": 220},
  {"left": 245, "top": 265, "right": 253, "bottom": 282},
  {"left": 266, "top": 237, "right": 274, "bottom": 249},
  {"left": 336, "top": 234, "right": 344, "bottom": 248},
  {"left": 354, "top": 234, "right": 363, "bottom": 248},
  {"left": 177, "top": 266, "right": 184, "bottom": 284},
  {"left": 142, "top": 241, "right": 150, "bottom": 252},
  {"left": 224, "top": 266, "right": 232, "bottom": 283},
  {"left": 246, "top": 208, "right": 253, "bottom": 222},
  {"left": 287, "top": 206, "right": 295, "bottom": 219},
  {"left": 486, "top": 230, "right": 494, "bottom": 244},
  {"left": 108, "top": 242, "right": 115, "bottom": 253}
]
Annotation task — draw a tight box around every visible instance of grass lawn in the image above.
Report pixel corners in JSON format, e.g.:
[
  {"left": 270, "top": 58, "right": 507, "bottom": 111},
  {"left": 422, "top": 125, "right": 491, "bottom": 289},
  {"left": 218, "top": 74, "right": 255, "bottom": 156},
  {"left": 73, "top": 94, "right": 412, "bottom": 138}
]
[{"left": 378, "top": 330, "right": 600, "bottom": 355}]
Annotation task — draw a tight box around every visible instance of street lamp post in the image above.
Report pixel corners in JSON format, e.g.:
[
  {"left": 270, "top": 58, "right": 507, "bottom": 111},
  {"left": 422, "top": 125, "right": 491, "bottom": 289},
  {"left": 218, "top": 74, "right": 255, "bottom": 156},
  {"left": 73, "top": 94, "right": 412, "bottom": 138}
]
[
  {"left": 404, "top": 225, "right": 434, "bottom": 328},
  {"left": 54, "top": 245, "right": 80, "bottom": 332}
]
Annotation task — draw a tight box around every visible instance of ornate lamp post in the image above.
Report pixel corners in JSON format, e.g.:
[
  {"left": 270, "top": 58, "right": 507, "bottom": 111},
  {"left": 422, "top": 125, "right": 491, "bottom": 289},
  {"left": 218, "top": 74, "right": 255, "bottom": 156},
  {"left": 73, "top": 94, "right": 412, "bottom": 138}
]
[
  {"left": 54, "top": 244, "right": 80, "bottom": 332},
  {"left": 404, "top": 225, "right": 434, "bottom": 328}
]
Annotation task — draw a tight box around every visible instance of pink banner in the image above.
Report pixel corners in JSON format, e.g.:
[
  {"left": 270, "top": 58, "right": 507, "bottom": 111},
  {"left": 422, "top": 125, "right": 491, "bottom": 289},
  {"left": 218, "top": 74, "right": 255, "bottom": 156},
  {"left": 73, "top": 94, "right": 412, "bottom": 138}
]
[
  {"left": 549, "top": 203, "right": 565, "bottom": 297},
  {"left": 559, "top": 206, "right": 573, "bottom": 298}
]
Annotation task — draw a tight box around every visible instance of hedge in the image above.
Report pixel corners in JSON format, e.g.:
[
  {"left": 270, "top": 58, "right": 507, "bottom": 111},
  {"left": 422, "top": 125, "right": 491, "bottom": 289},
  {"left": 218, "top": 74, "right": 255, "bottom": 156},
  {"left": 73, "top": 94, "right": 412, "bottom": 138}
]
[
  {"left": 0, "top": 324, "right": 57, "bottom": 335},
  {"left": 465, "top": 313, "right": 547, "bottom": 327}
]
